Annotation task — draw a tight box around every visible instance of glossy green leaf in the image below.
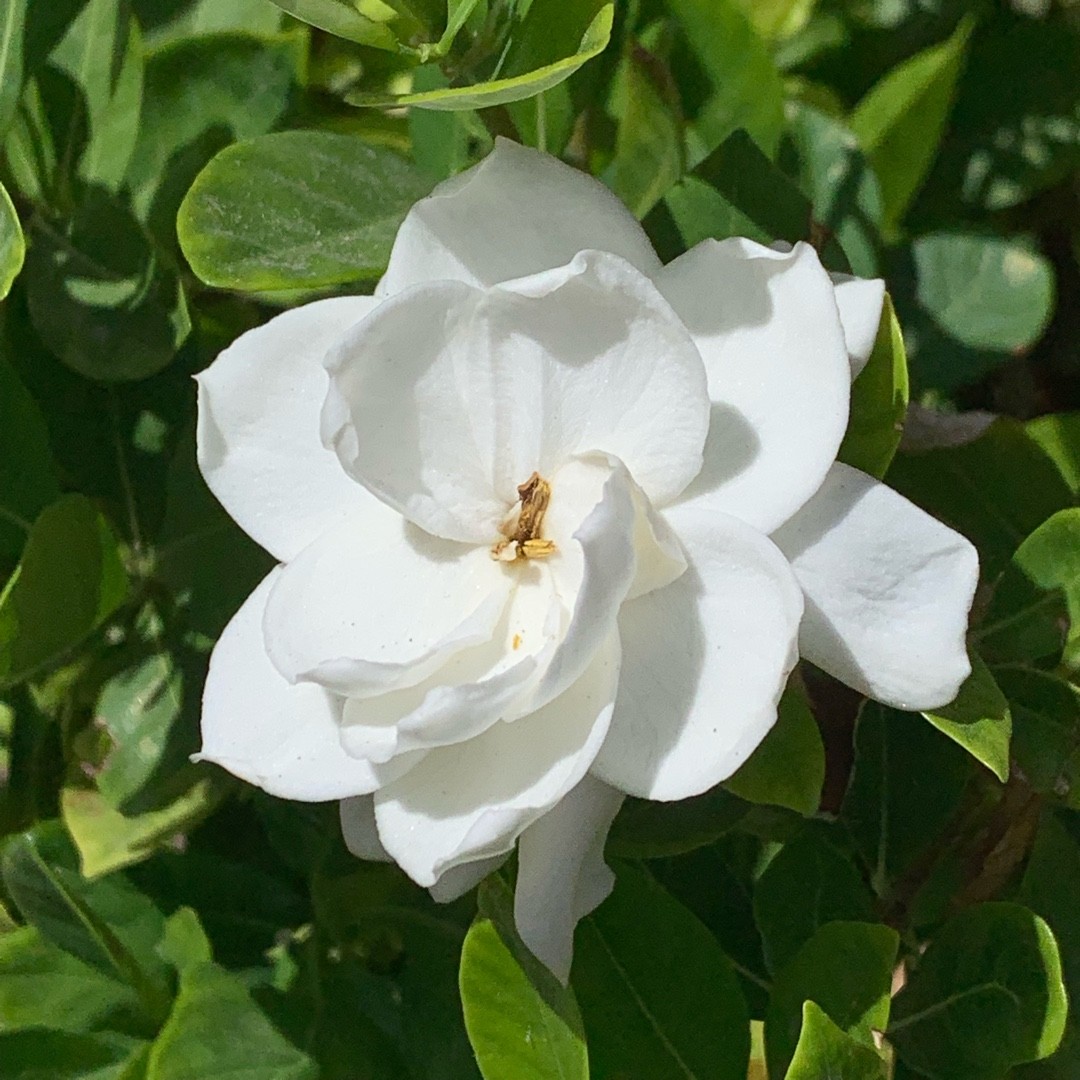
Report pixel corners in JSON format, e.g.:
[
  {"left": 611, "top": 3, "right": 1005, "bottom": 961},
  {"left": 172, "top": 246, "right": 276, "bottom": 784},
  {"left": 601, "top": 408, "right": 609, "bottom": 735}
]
[
  {"left": 351, "top": 3, "right": 614, "bottom": 110},
  {"left": 753, "top": 829, "right": 876, "bottom": 975},
  {"left": 127, "top": 30, "right": 306, "bottom": 244},
  {"left": 460, "top": 877, "right": 588, "bottom": 1080},
  {"left": 605, "top": 43, "right": 683, "bottom": 219},
  {"left": 838, "top": 294, "right": 907, "bottom": 479},
  {"left": 889, "top": 903, "right": 1067, "bottom": 1079},
  {"left": 841, "top": 702, "right": 973, "bottom": 896},
  {"left": 913, "top": 232, "right": 1055, "bottom": 353},
  {"left": 607, "top": 786, "right": 748, "bottom": 859},
  {"left": 0, "top": 495, "right": 127, "bottom": 689},
  {"left": 50, "top": 0, "right": 144, "bottom": 191},
  {"left": 178, "top": 131, "right": 433, "bottom": 290},
  {"left": 407, "top": 66, "right": 492, "bottom": 181},
  {"left": 25, "top": 191, "right": 191, "bottom": 382},
  {"left": 665, "top": 0, "right": 785, "bottom": 160},
  {"left": 922, "top": 652, "right": 1011, "bottom": 781},
  {"left": 268, "top": 0, "right": 401, "bottom": 51},
  {"left": 574, "top": 861, "right": 750, "bottom": 1080},
  {"left": 0, "top": 351, "right": 58, "bottom": 566},
  {"left": 1018, "top": 812, "right": 1080, "bottom": 1076},
  {"left": 0, "top": 181, "right": 24, "bottom": 299},
  {"left": 0, "top": 924, "right": 141, "bottom": 1034},
  {"left": 887, "top": 419, "right": 1074, "bottom": 581},
  {"left": 850, "top": 17, "right": 974, "bottom": 233},
  {"left": 765, "top": 921, "right": 898, "bottom": 1079},
  {"left": 725, "top": 682, "right": 825, "bottom": 816},
  {"left": 147, "top": 960, "right": 318, "bottom": 1079},
  {"left": 784, "top": 1001, "right": 888, "bottom": 1080}
]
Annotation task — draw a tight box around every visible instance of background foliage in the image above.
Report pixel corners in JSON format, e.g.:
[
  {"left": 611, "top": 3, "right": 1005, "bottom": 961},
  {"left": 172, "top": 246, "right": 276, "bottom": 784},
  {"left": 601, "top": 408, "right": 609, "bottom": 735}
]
[{"left": 1, "top": 0, "right": 1078, "bottom": 1077}]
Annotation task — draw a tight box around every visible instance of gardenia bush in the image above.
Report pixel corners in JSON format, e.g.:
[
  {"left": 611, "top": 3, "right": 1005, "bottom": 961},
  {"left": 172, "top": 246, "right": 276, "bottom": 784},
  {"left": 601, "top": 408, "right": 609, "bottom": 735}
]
[{"left": 0, "top": 1, "right": 1077, "bottom": 1079}]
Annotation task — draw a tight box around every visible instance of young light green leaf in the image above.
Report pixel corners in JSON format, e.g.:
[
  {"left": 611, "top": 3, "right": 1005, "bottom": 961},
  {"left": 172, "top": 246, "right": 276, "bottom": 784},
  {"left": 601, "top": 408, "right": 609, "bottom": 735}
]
[
  {"left": 0, "top": 495, "right": 127, "bottom": 689},
  {"left": 889, "top": 903, "right": 1067, "bottom": 1079},
  {"left": 146, "top": 961, "right": 318, "bottom": 1080},
  {"left": 838, "top": 294, "right": 908, "bottom": 479},
  {"left": 914, "top": 232, "right": 1055, "bottom": 353},
  {"left": 850, "top": 17, "right": 974, "bottom": 233},
  {"left": 268, "top": 0, "right": 402, "bottom": 51},
  {"left": 0, "top": 180, "right": 24, "bottom": 299},
  {"left": 784, "top": 1001, "right": 888, "bottom": 1080},
  {"left": 574, "top": 861, "right": 750, "bottom": 1079},
  {"left": 178, "top": 131, "right": 434, "bottom": 290},
  {"left": 664, "top": 0, "right": 785, "bottom": 160},
  {"left": 922, "top": 652, "right": 1011, "bottom": 781},
  {"left": 350, "top": 4, "right": 614, "bottom": 111},
  {"left": 460, "top": 877, "right": 588, "bottom": 1080},
  {"left": 724, "top": 681, "right": 825, "bottom": 816},
  {"left": 0, "top": 351, "right": 58, "bottom": 566},
  {"left": 765, "top": 921, "right": 898, "bottom": 1078},
  {"left": 25, "top": 190, "right": 191, "bottom": 382},
  {"left": 753, "top": 829, "right": 876, "bottom": 975}
]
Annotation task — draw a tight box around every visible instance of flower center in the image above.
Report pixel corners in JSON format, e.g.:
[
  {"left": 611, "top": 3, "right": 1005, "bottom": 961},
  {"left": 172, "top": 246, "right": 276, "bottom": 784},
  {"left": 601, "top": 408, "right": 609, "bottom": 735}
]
[{"left": 491, "top": 472, "right": 556, "bottom": 562}]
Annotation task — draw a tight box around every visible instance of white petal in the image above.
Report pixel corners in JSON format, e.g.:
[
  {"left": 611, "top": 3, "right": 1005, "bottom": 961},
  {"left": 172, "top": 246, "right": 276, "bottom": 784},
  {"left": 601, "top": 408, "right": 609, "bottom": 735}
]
[
  {"left": 772, "top": 463, "right": 978, "bottom": 710},
  {"left": 657, "top": 239, "right": 851, "bottom": 533},
  {"left": 374, "top": 634, "right": 621, "bottom": 887},
  {"left": 379, "top": 137, "right": 661, "bottom": 294},
  {"left": 322, "top": 252, "right": 710, "bottom": 542},
  {"left": 429, "top": 854, "right": 508, "bottom": 904},
  {"left": 831, "top": 272, "right": 886, "bottom": 378},
  {"left": 339, "top": 575, "right": 561, "bottom": 760},
  {"left": 198, "top": 570, "right": 418, "bottom": 801},
  {"left": 514, "top": 774, "right": 624, "bottom": 983},
  {"left": 593, "top": 501, "right": 803, "bottom": 801},
  {"left": 339, "top": 795, "right": 391, "bottom": 862},
  {"left": 196, "top": 296, "right": 380, "bottom": 561},
  {"left": 262, "top": 506, "right": 511, "bottom": 697}
]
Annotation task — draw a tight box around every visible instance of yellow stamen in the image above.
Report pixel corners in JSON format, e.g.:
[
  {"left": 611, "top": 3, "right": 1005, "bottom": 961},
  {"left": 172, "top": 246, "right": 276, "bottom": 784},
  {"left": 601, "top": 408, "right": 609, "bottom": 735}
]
[{"left": 491, "top": 472, "right": 556, "bottom": 562}]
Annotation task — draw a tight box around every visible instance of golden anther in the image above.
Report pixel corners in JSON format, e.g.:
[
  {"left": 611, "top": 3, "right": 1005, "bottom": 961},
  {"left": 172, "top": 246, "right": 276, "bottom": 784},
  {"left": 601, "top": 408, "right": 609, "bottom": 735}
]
[{"left": 491, "top": 471, "right": 556, "bottom": 562}]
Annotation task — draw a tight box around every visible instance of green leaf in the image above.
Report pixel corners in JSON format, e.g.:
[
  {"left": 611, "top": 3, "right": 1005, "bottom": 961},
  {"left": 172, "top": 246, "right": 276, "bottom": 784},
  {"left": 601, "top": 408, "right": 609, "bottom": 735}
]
[
  {"left": 460, "top": 877, "right": 588, "bottom": 1080},
  {"left": 268, "top": 0, "right": 402, "bottom": 51},
  {"left": 0, "top": 1030, "right": 147, "bottom": 1079},
  {"left": 784, "top": 1001, "right": 888, "bottom": 1080},
  {"left": 143, "top": 0, "right": 286, "bottom": 44},
  {"left": 850, "top": 17, "right": 974, "bottom": 233},
  {"left": 0, "top": 824, "right": 171, "bottom": 1025},
  {"left": 664, "top": 0, "right": 785, "bottom": 160},
  {"left": 0, "top": 924, "right": 141, "bottom": 1034},
  {"left": 0, "top": 495, "right": 127, "bottom": 689},
  {"left": 841, "top": 701, "right": 973, "bottom": 897},
  {"left": 126, "top": 30, "right": 306, "bottom": 247},
  {"left": 913, "top": 232, "right": 1055, "bottom": 353},
  {"left": 753, "top": 829, "right": 876, "bottom": 975},
  {"left": 351, "top": 3, "right": 614, "bottom": 111},
  {"left": 994, "top": 669, "right": 1080, "bottom": 807},
  {"left": 922, "top": 653, "right": 1012, "bottom": 781},
  {"left": 574, "top": 861, "right": 750, "bottom": 1080},
  {"left": 1027, "top": 413, "right": 1080, "bottom": 498},
  {"left": 146, "top": 960, "right": 318, "bottom": 1080},
  {"left": 50, "top": 0, "right": 144, "bottom": 191},
  {"left": 765, "top": 921, "right": 898, "bottom": 1079},
  {"left": 889, "top": 902, "right": 1067, "bottom": 1079},
  {"left": 724, "top": 682, "right": 824, "bottom": 815},
  {"left": 1018, "top": 811, "right": 1080, "bottom": 1075},
  {"left": 605, "top": 43, "right": 684, "bottom": 219},
  {"left": 887, "top": 419, "right": 1074, "bottom": 581},
  {"left": 178, "top": 131, "right": 434, "bottom": 290},
  {"left": 607, "top": 785, "right": 748, "bottom": 859},
  {"left": 838, "top": 293, "right": 908, "bottom": 479},
  {"left": 25, "top": 190, "right": 191, "bottom": 382},
  {"left": 0, "top": 350, "right": 58, "bottom": 566},
  {"left": 0, "top": 180, "right": 24, "bottom": 298},
  {"left": 407, "top": 67, "right": 492, "bottom": 181},
  {"left": 155, "top": 907, "right": 213, "bottom": 974}
]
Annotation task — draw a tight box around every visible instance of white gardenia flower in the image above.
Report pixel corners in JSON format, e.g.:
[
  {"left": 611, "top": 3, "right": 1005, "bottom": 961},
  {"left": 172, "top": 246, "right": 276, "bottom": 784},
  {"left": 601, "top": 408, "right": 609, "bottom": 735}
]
[{"left": 196, "top": 139, "right": 978, "bottom": 981}]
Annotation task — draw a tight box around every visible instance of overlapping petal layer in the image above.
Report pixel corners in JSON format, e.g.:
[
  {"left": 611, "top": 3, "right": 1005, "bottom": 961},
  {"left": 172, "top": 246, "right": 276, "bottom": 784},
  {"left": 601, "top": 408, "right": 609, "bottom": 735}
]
[
  {"left": 773, "top": 463, "right": 978, "bottom": 710},
  {"left": 196, "top": 296, "right": 379, "bottom": 562}
]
